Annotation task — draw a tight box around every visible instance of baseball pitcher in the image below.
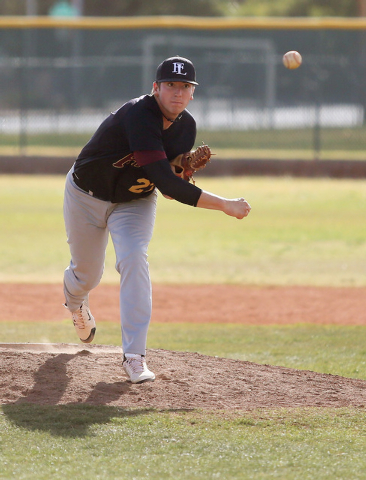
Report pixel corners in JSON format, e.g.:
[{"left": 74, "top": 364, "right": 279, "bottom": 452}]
[{"left": 63, "top": 56, "right": 251, "bottom": 383}]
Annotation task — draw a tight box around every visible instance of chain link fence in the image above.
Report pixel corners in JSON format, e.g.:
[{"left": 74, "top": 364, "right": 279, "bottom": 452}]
[{"left": 0, "top": 18, "right": 365, "bottom": 160}]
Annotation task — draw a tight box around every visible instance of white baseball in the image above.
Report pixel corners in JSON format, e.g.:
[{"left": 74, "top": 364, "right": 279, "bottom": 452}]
[{"left": 282, "top": 50, "right": 302, "bottom": 69}]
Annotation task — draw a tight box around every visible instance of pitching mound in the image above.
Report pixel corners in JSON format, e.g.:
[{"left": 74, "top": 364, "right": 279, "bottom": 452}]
[{"left": 1, "top": 344, "right": 366, "bottom": 409}]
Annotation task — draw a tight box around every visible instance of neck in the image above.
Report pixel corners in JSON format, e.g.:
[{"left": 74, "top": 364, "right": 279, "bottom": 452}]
[
  {"left": 162, "top": 111, "right": 183, "bottom": 124},
  {"left": 153, "top": 94, "right": 182, "bottom": 125},
  {"left": 162, "top": 111, "right": 175, "bottom": 123}
]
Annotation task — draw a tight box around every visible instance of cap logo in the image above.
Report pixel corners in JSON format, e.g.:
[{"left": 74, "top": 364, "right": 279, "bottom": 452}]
[{"left": 172, "top": 62, "right": 187, "bottom": 76}]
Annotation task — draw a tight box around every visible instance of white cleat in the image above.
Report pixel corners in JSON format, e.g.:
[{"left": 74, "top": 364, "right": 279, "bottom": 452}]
[
  {"left": 71, "top": 302, "right": 96, "bottom": 343},
  {"left": 123, "top": 354, "right": 155, "bottom": 384}
]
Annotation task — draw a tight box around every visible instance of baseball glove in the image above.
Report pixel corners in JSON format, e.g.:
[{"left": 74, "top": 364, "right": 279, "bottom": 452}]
[{"left": 170, "top": 144, "right": 212, "bottom": 185}]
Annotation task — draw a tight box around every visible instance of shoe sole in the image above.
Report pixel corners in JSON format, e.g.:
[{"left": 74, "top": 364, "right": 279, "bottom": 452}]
[
  {"left": 80, "top": 327, "right": 96, "bottom": 344},
  {"left": 133, "top": 376, "right": 155, "bottom": 384}
]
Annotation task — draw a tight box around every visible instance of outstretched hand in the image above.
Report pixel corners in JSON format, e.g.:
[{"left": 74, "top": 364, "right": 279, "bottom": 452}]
[
  {"left": 196, "top": 191, "right": 252, "bottom": 219},
  {"left": 223, "top": 197, "right": 251, "bottom": 219}
]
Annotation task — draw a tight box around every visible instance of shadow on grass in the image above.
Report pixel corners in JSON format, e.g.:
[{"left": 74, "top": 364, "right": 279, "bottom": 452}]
[{"left": 1, "top": 403, "right": 162, "bottom": 438}]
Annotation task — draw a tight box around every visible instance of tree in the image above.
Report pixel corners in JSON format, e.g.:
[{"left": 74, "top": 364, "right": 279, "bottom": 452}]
[
  {"left": 0, "top": 0, "right": 363, "bottom": 17},
  {"left": 221, "top": 0, "right": 359, "bottom": 17},
  {"left": 82, "top": 0, "right": 222, "bottom": 16},
  {"left": 0, "top": 0, "right": 223, "bottom": 17}
]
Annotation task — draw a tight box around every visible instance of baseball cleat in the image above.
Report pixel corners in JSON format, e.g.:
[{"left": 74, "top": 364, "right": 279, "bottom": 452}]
[
  {"left": 71, "top": 302, "right": 96, "bottom": 343},
  {"left": 123, "top": 354, "right": 155, "bottom": 384}
]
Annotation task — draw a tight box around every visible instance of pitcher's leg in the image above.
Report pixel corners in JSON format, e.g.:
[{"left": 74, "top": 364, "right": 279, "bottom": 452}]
[
  {"left": 108, "top": 192, "right": 157, "bottom": 355},
  {"left": 63, "top": 170, "right": 110, "bottom": 312}
]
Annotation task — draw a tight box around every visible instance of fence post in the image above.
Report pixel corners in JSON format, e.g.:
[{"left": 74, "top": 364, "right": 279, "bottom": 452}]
[{"left": 313, "top": 102, "right": 321, "bottom": 161}]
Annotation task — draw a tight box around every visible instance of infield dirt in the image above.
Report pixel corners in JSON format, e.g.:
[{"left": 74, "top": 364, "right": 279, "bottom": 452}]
[{"left": 1, "top": 283, "right": 366, "bottom": 409}]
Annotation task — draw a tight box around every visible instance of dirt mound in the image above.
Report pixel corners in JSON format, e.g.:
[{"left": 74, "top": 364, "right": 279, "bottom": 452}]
[{"left": 1, "top": 344, "right": 366, "bottom": 409}]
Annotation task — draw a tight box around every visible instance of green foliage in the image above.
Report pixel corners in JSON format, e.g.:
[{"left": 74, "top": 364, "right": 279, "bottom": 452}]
[
  {"left": 0, "top": 0, "right": 222, "bottom": 17},
  {"left": 83, "top": 0, "right": 223, "bottom": 17},
  {"left": 224, "top": 0, "right": 358, "bottom": 17},
  {"left": 0, "top": 0, "right": 360, "bottom": 17}
]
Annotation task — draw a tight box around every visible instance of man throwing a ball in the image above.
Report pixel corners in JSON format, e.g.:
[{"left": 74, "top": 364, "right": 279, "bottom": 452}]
[{"left": 63, "top": 56, "right": 251, "bottom": 384}]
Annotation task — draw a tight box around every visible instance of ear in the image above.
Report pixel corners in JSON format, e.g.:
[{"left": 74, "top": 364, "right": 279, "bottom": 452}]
[
  {"left": 190, "top": 86, "right": 195, "bottom": 100},
  {"left": 152, "top": 82, "right": 159, "bottom": 95}
]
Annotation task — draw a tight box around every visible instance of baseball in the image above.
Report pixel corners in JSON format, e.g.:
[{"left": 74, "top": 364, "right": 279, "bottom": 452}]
[{"left": 282, "top": 50, "right": 302, "bottom": 69}]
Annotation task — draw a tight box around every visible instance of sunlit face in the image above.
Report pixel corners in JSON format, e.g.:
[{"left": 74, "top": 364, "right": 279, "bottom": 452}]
[{"left": 153, "top": 81, "right": 195, "bottom": 120}]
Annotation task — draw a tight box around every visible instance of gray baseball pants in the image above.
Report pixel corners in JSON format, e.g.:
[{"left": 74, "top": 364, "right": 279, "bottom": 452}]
[{"left": 63, "top": 168, "right": 157, "bottom": 355}]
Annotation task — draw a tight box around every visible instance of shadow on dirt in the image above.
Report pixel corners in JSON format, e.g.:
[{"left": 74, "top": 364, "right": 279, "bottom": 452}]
[{"left": 1, "top": 351, "right": 192, "bottom": 437}]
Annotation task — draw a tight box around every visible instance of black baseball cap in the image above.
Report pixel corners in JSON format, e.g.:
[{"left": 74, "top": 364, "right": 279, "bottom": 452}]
[{"left": 155, "top": 56, "right": 198, "bottom": 85}]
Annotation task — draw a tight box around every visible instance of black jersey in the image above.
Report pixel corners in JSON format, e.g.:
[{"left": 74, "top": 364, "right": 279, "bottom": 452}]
[{"left": 73, "top": 94, "right": 197, "bottom": 203}]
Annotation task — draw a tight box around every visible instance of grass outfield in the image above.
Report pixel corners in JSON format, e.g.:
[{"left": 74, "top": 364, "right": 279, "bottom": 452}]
[
  {"left": 1, "top": 320, "right": 366, "bottom": 479},
  {"left": 1, "top": 316, "right": 366, "bottom": 479},
  {"left": 0, "top": 175, "right": 365, "bottom": 285},
  {"left": 1, "top": 174, "right": 366, "bottom": 479},
  {"left": 1, "top": 406, "right": 366, "bottom": 480}
]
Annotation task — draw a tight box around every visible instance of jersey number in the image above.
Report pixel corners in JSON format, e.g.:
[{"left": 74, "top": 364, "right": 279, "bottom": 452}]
[{"left": 129, "top": 178, "right": 155, "bottom": 194}]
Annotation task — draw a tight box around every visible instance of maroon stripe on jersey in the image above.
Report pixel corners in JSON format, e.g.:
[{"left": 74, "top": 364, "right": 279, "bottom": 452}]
[{"left": 134, "top": 150, "right": 167, "bottom": 166}]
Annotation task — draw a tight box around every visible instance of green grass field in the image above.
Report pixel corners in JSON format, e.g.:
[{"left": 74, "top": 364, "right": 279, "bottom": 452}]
[
  {"left": 1, "top": 174, "right": 366, "bottom": 479},
  {"left": 0, "top": 175, "right": 365, "bottom": 285},
  {"left": 1, "top": 406, "right": 366, "bottom": 480}
]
